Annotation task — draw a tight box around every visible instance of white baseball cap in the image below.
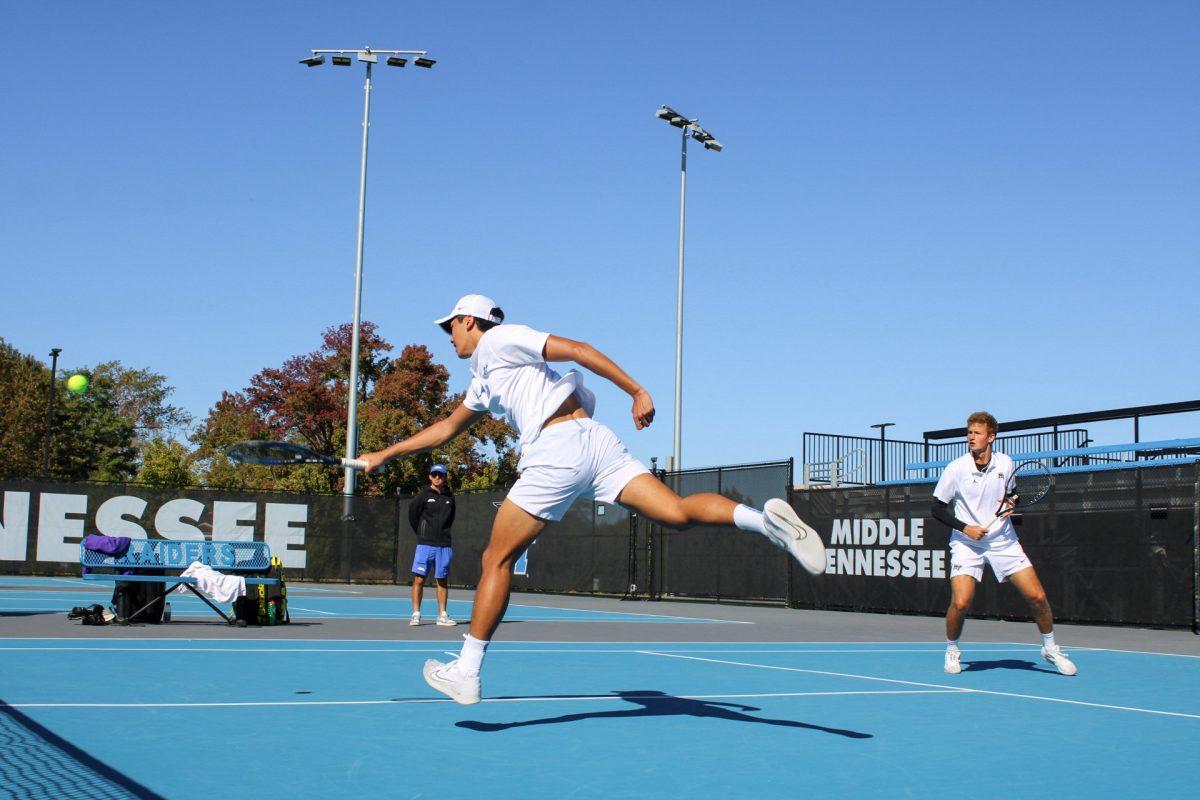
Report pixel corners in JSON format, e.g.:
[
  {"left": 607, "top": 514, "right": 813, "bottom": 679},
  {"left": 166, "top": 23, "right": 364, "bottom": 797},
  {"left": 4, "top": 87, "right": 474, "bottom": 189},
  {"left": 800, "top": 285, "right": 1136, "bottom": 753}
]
[{"left": 434, "top": 294, "right": 504, "bottom": 333}]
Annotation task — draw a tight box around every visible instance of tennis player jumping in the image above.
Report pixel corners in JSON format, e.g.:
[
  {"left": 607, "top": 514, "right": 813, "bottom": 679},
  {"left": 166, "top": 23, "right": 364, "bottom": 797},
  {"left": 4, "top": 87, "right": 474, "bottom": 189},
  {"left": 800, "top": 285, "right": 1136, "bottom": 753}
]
[{"left": 360, "top": 294, "right": 826, "bottom": 704}]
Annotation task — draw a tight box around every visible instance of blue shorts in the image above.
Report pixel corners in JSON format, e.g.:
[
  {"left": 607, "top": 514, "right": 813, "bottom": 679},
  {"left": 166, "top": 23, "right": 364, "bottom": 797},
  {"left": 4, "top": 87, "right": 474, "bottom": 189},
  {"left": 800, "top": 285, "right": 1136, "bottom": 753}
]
[{"left": 412, "top": 544, "right": 453, "bottom": 580}]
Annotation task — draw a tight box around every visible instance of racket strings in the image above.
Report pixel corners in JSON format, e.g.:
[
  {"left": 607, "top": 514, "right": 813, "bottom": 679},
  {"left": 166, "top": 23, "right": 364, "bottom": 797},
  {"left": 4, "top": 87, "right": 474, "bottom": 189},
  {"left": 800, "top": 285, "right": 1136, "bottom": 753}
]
[
  {"left": 1009, "top": 465, "right": 1053, "bottom": 507},
  {"left": 228, "top": 441, "right": 316, "bottom": 465}
]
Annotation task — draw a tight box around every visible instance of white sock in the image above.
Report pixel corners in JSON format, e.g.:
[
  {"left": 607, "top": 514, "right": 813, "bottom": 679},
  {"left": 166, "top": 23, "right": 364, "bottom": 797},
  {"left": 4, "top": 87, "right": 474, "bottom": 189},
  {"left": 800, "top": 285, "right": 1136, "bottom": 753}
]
[
  {"left": 732, "top": 504, "right": 767, "bottom": 535},
  {"left": 458, "top": 634, "right": 489, "bottom": 676},
  {"left": 947, "top": 639, "right": 960, "bottom": 652},
  {"left": 1042, "top": 632, "right": 1057, "bottom": 650}
]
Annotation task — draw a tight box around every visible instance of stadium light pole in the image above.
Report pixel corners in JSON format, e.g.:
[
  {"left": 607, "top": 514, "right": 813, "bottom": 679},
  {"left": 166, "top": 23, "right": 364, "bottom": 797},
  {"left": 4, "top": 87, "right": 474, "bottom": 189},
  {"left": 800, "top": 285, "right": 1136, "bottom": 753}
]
[
  {"left": 870, "top": 422, "right": 895, "bottom": 484},
  {"left": 656, "top": 106, "right": 722, "bottom": 472},
  {"left": 300, "top": 46, "right": 436, "bottom": 497}
]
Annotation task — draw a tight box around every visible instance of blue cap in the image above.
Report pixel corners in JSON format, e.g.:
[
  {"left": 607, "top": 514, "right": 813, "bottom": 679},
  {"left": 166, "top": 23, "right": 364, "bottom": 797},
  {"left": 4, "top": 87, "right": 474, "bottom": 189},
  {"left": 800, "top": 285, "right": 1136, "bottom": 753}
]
[{"left": 429, "top": 464, "right": 448, "bottom": 475}]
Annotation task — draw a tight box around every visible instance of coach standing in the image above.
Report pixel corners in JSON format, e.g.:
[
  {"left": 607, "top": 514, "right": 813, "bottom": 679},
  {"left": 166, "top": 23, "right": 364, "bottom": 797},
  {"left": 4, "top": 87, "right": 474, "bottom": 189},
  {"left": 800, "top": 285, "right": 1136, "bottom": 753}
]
[{"left": 408, "top": 464, "right": 457, "bottom": 626}]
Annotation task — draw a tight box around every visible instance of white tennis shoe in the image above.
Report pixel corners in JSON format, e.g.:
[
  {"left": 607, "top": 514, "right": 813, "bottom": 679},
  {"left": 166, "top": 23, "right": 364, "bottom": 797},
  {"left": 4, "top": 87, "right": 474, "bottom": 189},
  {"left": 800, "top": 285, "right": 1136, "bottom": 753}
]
[
  {"left": 1042, "top": 646, "right": 1078, "bottom": 676},
  {"left": 944, "top": 649, "right": 962, "bottom": 674},
  {"left": 436, "top": 614, "right": 457, "bottom": 627},
  {"left": 408, "top": 613, "right": 421, "bottom": 626},
  {"left": 762, "top": 499, "right": 828, "bottom": 575},
  {"left": 423, "top": 659, "right": 481, "bottom": 704}
]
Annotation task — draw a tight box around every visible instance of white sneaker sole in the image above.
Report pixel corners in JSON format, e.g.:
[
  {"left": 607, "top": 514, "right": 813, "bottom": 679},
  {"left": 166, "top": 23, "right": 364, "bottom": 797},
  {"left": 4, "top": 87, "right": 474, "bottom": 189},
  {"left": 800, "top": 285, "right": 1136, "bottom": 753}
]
[
  {"left": 408, "top": 618, "right": 421, "bottom": 626},
  {"left": 1043, "top": 649, "right": 1078, "bottom": 676},
  {"left": 436, "top": 619, "right": 457, "bottom": 626},
  {"left": 423, "top": 659, "right": 481, "bottom": 705},
  {"left": 763, "top": 499, "right": 827, "bottom": 575}
]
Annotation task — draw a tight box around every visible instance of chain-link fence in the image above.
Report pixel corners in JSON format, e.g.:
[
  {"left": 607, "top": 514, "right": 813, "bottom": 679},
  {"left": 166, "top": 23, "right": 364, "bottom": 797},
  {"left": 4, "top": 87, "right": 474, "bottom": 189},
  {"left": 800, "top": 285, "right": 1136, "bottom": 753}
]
[
  {"left": 791, "top": 462, "right": 1199, "bottom": 628},
  {"left": 4, "top": 458, "right": 1196, "bottom": 629}
]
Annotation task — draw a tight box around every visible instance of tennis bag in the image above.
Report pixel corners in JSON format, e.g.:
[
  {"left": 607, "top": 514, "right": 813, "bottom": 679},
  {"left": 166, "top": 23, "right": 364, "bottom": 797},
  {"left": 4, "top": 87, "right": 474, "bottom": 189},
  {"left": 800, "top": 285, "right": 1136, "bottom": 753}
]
[
  {"left": 112, "top": 578, "right": 166, "bottom": 623},
  {"left": 233, "top": 556, "right": 290, "bottom": 625}
]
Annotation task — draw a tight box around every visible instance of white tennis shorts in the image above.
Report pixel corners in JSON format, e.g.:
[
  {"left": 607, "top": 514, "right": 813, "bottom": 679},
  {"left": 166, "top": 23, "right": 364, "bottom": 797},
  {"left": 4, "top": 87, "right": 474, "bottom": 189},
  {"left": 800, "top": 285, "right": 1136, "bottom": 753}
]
[
  {"left": 949, "top": 535, "right": 1033, "bottom": 583},
  {"left": 507, "top": 418, "right": 649, "bottom": 522}
]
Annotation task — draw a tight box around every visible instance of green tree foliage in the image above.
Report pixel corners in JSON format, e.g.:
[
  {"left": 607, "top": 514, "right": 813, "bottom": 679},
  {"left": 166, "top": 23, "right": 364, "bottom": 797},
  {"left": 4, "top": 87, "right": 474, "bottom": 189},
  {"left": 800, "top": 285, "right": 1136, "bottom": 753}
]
[
  {"left": 0, "top": 340, "right": 148, "bottom": 482},
  {"left": 48, "top": 369, "right": 138, "bottom": 482},
  {"left": 93, "top": 361, "right": 193, "bottom": 442},
  {"left": 192, "top": 323, "right": 518, "bottom": 495},
  {"left": 136, "top": 437, "right": 195, "bottom": 487},
  {"left": 0, "top": 340, "right": 201, "bottom": 483},
  {"left": 0, "top": 338, "right": 50, "bottom": 479}
]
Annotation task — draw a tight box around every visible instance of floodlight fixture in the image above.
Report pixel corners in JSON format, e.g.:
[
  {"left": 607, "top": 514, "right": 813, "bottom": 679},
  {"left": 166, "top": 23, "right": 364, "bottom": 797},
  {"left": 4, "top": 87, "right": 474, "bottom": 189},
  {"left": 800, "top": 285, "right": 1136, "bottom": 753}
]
[
  {"left": 386, "top": 56, "right": 407, "bottom": 67},
  {"left": 331, "top": 55, "right": 352, "bottom": 66},
  {"left": 357, "top": 52, "right": 378, "bottom": 63},
  {"left": 413, "top": 56, "right": 436, "bottom": 68},
  {"left": 300, "top": 54, "right": 325, "bottom": 67},
  {"left": 657, "top": 105, "right": 690, "bottom": 128},
  {"left": 702, "top": 139, "right": 723, "bottom": 152}
]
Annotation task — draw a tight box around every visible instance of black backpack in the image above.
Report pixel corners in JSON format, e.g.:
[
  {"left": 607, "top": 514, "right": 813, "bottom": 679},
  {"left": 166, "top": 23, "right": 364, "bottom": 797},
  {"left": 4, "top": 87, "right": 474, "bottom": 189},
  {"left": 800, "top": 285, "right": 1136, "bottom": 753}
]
[
  {"left": 233, "top": 556, "right": 290, "bottom": 626},
  {"left": 112, "top": 578, "right": 166, "bottom": 623}
]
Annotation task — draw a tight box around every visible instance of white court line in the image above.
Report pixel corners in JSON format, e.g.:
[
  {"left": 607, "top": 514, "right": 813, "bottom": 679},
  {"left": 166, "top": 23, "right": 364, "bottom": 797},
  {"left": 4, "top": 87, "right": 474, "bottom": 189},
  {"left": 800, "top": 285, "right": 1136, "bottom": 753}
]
[
  {"left": 0, "top": 597, "right": 109, "bottom": 603},
  {"left": 1, "top": 637, "right": 1191, "bottom": 656},
  {"left": 287, "top": 588, "right": 364, "bottom": 595},
  {"left": 0, "top": 642, "right": 955, "bottom": 647},
  {"left": 4, "top": 688, "right": 959, "bottom": 710},
  {"left": 273, "top": 613, "right": 727, "bottom": 622},
  {"left": 287, "top": 606, "right": 337, "bottom": 615},
  {"left": 507, "top": 601, "right": 750, "bottom": 624},
  {"left": 639, "top": 651, "right": 1200, "bottom": 720},
  {"left": 992, "top": 640, "right": 1200, "bottom": 660},
  {"left": 0, "top": 646, "right": 1035, "bottom": 654},
  {"left": 1042, "top": 645, "right": 1200, "bottom": 660}
]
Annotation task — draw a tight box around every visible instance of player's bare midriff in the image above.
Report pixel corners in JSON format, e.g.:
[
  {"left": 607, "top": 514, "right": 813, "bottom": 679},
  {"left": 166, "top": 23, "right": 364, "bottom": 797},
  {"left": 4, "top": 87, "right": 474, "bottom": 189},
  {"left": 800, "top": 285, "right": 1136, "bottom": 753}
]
[{"left": 541, "top": 393, "right": 589, "bottom": 430}]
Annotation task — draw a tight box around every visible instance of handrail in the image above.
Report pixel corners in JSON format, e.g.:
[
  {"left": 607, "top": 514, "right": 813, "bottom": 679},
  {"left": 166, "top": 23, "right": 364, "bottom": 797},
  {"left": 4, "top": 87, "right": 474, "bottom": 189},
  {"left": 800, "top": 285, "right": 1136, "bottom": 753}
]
[{"left": 905, "top": 438, "right": 1200, "bottom": 472}]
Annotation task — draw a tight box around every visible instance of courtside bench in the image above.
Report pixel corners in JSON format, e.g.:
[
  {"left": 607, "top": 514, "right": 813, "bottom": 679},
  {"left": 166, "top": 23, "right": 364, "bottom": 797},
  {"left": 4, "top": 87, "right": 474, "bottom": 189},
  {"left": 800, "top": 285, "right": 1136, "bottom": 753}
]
[{"left": 80, "top": 539, "right": 280, "bottom": 625}]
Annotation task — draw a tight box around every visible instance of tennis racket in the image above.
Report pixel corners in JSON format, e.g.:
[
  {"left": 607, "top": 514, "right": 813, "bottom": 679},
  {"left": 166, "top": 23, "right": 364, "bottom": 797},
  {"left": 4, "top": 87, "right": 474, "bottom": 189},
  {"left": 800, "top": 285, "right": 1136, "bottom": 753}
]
[
  {"left": 227, "top": 440, "right": 368, "bottom": 470},
  {"left": 984, "top": 459, "right": 1053, "bottom": 533}
]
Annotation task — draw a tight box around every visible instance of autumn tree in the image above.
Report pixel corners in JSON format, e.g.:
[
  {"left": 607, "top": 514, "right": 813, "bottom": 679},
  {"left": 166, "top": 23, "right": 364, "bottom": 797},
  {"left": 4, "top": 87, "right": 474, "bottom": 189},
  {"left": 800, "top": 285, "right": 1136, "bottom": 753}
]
[
  {"left": 192, "top": 323, "right": 517, "bottom": 495},
  {"left": 358, "top": 344, "right": 519, "bottom": 495}
]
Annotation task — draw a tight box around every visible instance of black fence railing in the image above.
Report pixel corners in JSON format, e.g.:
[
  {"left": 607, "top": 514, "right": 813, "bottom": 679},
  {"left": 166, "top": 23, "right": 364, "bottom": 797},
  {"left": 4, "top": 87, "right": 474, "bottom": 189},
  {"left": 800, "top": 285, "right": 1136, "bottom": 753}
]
[
  {"left": 802, "top": 429, "right": 1090, "bottom": 485},
  {"left": 629, "top": 459, "right": 795, "bottom": 604}
]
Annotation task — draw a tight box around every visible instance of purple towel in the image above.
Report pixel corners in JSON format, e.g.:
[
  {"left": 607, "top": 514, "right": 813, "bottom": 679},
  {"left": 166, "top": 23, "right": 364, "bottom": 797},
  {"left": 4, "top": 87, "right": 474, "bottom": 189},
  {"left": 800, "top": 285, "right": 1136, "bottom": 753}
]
[{"left": 82, "top": 535, "right": 133, "bottom": 575}]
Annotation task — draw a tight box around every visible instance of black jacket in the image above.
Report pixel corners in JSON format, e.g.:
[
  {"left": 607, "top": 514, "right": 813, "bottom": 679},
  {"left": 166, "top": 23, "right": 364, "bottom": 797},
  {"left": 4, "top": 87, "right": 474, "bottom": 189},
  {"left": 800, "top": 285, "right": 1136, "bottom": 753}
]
[{"left": 408, "top": 487, "right": 455, "bottom": 547}]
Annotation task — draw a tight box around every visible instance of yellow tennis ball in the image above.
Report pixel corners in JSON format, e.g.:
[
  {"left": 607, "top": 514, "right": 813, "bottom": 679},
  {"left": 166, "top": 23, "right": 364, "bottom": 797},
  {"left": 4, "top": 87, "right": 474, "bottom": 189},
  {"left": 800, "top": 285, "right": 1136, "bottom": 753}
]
[{"left": 66, "top": 373, "right": 88, "bottom": 394}]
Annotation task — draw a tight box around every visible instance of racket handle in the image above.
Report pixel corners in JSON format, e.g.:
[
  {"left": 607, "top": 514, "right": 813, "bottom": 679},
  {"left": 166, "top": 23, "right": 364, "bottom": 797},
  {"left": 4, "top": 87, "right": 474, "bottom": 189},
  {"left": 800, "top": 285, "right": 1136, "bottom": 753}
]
[
  {"left": 341, "top": 458, "right": 369, "bottom": 470},
  {"left": 984, "top": 514, "right": 1008, "bottom": 535}
]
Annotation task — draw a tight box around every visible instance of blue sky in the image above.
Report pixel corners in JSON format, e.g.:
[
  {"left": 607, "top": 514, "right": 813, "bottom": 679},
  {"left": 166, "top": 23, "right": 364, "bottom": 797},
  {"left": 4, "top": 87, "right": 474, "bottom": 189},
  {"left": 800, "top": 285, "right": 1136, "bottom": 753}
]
[{"left": 2, "top": 1, "right": 1197, "bottom": 469}]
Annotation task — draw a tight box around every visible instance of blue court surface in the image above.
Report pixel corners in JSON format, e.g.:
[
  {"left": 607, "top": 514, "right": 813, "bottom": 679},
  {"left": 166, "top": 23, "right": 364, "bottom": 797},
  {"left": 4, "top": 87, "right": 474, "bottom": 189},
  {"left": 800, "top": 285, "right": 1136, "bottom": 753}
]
[
  {"left": 2, "top": 581, "right": 1198, "bottom": 799},
  {"left": 0, "top": 577, "right": 732, "bottom": 623}
]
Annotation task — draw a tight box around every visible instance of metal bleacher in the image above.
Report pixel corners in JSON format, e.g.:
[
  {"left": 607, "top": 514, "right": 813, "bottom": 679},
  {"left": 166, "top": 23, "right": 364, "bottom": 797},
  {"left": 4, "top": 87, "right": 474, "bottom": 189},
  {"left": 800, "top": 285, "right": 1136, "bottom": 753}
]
[
  {"left": 881, "top": 437, "right": 1200, "bottom": 485},
  {"left": 802, "top": 401, "right": 1200, "bottom": 488}
]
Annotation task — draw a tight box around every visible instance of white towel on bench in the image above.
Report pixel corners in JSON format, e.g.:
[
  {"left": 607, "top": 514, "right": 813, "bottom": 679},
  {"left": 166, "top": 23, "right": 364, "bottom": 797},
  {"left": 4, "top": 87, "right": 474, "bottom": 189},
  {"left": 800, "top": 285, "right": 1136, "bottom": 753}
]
[{"left": 181, "top": 562, "right": 247, "bottom": 604}]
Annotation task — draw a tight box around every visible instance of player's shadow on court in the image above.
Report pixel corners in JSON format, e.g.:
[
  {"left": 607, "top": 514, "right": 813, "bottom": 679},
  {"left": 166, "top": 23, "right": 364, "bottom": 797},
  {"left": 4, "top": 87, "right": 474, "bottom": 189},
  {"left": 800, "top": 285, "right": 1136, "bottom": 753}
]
[
  {"left": 456, "top": 690, "right": 872, "bottom": 738},
  {"left": 962, "top": 658, "right": 1057, "bottom": 674}
]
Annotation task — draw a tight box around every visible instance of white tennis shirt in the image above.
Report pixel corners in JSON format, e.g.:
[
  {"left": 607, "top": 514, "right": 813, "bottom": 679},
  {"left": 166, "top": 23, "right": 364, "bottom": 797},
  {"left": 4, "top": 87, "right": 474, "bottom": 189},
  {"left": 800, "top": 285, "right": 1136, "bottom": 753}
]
[
  {"left": 933, "top": 451, "right": 1017, "bottom": 541},
  {"left": 463, "top": 324, "right": 596, "bottom": 448}
]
